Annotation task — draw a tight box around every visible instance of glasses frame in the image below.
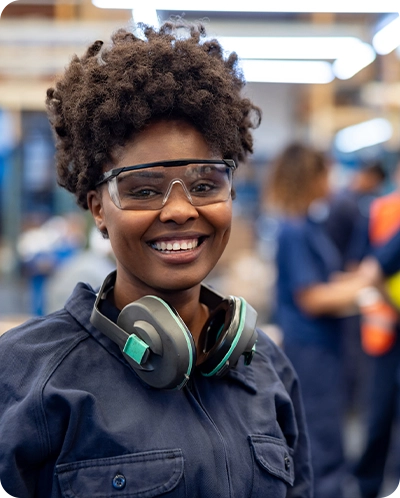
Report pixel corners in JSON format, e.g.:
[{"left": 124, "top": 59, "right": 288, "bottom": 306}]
[
  {"left": 96, "top": 158, "right": 237, "bottom": 211},
  {"left": 95, "top": 158, "right": 237, "bottom": 187}
]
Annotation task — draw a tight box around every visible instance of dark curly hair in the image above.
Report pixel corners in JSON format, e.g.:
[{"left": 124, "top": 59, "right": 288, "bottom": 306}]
[{"left": 46, "top": 20, "right": 261, "bottom": 209}]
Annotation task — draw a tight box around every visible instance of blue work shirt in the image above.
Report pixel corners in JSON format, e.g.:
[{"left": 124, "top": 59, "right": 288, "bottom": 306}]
[
  {"left": 0, "top": 282, "right": 312, "bottom": 498},
  {"left": 275, "top": 216, "right": 343, "bottom": 351}
]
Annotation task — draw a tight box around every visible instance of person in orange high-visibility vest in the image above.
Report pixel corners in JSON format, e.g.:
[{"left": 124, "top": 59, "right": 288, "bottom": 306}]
[
  {"left": 359, "top": 191, "right": 400, "bottom": 356},
  {"left": 354, "top": 162, "right": 400, "bottom": 498}
]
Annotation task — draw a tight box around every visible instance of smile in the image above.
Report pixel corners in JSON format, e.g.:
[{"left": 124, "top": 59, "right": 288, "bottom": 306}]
[{"left": 150, "top": 238, "right": 200, "bottom": 253}]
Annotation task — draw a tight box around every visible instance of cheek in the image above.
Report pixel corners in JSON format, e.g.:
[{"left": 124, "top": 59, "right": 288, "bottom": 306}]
[
  {"left": 104, "top": 210, "right": 153, "bottom": 252},
  {"left": 206, "top": 201, "right": 232, "bottom": 245}
]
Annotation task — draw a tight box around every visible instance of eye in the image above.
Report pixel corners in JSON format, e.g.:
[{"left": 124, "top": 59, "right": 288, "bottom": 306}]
[
  {"left": 190, "top": 180, "right": 223, "bottom": 196},
  {"left": 191, "top": 182, "right": 214, "bottom": 193},
  {"left": 117, "top": 170, "right": 165, "bottom": 201},
  {"left": 125, "top": 187, "right": 162, "bottom": 199}
]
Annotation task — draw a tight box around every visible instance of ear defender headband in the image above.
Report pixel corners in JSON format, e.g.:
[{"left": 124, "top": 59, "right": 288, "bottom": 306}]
[{"left": 90, "top": 271, "right": 258, "bottom": 390}]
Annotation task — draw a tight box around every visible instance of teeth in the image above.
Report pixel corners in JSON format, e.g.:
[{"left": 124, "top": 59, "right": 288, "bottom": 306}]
[{"left": 152, "top": 239, "right": 199, "bottom": 252}]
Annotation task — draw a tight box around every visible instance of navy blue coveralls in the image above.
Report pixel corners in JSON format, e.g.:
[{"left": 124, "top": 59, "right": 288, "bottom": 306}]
[
  {"left": 275, "top": 216, "right": 346, "bottom": 498},
  {"left": 0, "top": 281, "right": 312, "bottom": 498}
]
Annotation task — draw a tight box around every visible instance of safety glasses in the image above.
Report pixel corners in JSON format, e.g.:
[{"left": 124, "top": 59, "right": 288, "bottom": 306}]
[{"left": 96, "top": 159, "right": 236, "bottom": 210}]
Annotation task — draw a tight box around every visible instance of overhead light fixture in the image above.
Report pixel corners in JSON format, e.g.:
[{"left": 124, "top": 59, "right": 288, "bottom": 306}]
[
  {"left": 240, "top": 60, "right": 334, "bottom": 84},
  {"left": 131, "top": 6, "right": 159, "bottom": 28},
  {"left": 218, "top": 36, "right": 371, "bottom": 60},
  {"left": 220, "top": 36, "right": 375, "bottom": 80},
  {"left": 335, "top": 118, "right": 393, "bottom": 153},
  {"left": 92, "top": 0, "right": 399, "bottom": 13},
  {"left": 373, "top": 15, "right": 400, "bottom": 54},
  {"left": 333, "top": 42, "right": 376, "bottom": 79}
]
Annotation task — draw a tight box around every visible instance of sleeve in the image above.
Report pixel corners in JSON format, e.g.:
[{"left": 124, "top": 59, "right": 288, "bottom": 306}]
[
  {"left": 0, "top": 330, "right": 50, "bottom": 498},
  {"left": 374, "top": 228, "right": 400, "bottom": 276},
  {"left": 345, "top": 214, "right": 372, "bottom": 264}
]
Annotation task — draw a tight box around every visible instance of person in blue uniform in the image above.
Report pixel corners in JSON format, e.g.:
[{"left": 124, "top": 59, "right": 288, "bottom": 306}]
[
  {"left": 322, "top": 161, "right": 387, "bottom": 432},
  {"left": 0, "top": 21, "right": 312, "bottom": 498},
  {"left": 266, "top": 143, "right": 378, "bottom": 498}
]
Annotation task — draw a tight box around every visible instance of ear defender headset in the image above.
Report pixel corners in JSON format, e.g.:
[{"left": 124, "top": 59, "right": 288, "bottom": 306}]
[{"left": 90, "top": 271, "right": 258, "bottom": 390}]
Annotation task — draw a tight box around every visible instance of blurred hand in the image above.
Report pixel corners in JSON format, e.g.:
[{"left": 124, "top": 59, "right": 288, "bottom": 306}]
[
  {"left": 329, "top": 271, "right": 356, "bottom": 282},
  {"left": 357, "top": 256, "right": 384, "bottom": 287}
]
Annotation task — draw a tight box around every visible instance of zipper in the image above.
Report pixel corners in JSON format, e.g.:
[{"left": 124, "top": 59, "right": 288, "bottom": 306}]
[{"left": 184, "top": 378, "right": 233, "bottom": 498}]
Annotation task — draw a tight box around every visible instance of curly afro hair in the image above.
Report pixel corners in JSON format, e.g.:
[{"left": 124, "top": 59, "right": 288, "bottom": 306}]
[{"left": 46, "top": 20, "right": 262, "bottom": 209}]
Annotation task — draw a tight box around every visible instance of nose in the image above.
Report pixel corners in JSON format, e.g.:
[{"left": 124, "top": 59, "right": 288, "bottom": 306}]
[
  {"left": 162, "top": 179, "right": 193, "bottom": 206},
  {"left": 159, "top": 180, "right": 199, "bottom": 224}
]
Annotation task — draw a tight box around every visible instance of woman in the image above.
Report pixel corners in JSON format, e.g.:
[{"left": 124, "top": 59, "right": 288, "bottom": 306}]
[
  {"left": 266, "top": 143, "right": 378, "bottom": 498},
  {"left": 0, "top": 22, "right": 312, "bottom": 497}
]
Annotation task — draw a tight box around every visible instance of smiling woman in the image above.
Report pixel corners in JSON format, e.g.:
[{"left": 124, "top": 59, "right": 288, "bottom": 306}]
[{"left": 0, "top": 19, "right": 312, "bottom": 498}]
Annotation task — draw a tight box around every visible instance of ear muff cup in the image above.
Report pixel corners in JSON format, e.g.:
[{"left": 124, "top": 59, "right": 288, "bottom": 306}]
[
  {"left": 117, "top": 296, "right": 196, "bottom": 390},
  {"left": 197, "top": 296, "right": 258, "bottom": 377},
  {"left": 91, "top": 271, "right": 258, "bottom": 390}
]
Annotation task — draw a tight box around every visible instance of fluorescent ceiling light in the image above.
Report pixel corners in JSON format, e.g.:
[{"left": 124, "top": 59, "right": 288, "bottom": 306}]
[
  {"left": 333, "top": 43, "right": 376, "bottom": 79},
  {"left": 335, "top": 118, "right": 393, "bottom": 153},
  {"left": 240, "top": 60, "right": 334, "bottom": 84},
  {"left": 132, "top": 6, "right": 159, "bottom": 27},
  {"left": 220, "top": 36, "right": 375, "bottom": 80},
  {"left": 218, "top": 36, "right": 370, "bottom": 60},
  {"left": 373, "top": 15, "right": 400, "bottom": 54},
  {"left": 92, "top": 0, "right": 400, "bottom": 13}
]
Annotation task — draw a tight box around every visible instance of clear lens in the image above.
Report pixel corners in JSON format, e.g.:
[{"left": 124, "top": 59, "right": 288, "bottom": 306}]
[{"left": 108, "top": 163, "right": 233, "bottom": 210}]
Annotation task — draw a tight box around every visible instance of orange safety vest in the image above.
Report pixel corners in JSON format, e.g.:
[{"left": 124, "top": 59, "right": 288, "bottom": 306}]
[
  {"left": 360, "top": 192, "right": 400, "bottom": 356},
  {"left": 369, "top": 191, "right": 400, "bottom": 245},
  {"left": 370, "top": 192, "right": 400, "bottom": 309}
]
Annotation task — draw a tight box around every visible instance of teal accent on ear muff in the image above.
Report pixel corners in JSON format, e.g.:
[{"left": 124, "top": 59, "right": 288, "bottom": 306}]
[
  {"left": 90, "top": 271, "right": 258, "bottom": 390},
  {"left": 123, "top": 334, "right": 149, "bottom": 365}
]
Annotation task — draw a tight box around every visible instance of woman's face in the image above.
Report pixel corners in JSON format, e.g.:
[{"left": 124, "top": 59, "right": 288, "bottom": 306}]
[{"left": 87, "top": 119, "right": 232, "bottom": 300}]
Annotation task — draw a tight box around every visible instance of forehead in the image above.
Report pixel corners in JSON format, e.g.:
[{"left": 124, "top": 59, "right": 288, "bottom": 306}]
[{"left": 111, "top": 119, "right": 219, "bottom": 169}]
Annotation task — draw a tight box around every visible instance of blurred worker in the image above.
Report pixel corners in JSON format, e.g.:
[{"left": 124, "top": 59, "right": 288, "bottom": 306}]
[
  {"left": 17, "top": 214, "right": 86, "bottom": 315},
  {"left": 324, "top": 161, "right": 387, "bottom": 417},
  {"left": 324, "top": 160, "right": 386, "bottom": 269},
  {"left": 265, "top": 142, "right": 380, "bottom": 498},
  {"left": 44, "top": 226, "right": 115, "bottom": 314},
  {"left": 353, "top": 158, "right": 400, "bottom": 498}
]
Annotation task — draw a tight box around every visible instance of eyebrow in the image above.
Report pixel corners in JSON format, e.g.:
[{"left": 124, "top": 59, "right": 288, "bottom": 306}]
[
  {"left": 119, "top": 170, "right": 166, "bottom": 180},
  {"left": 119, "top": 163, "right": 219, "bottom": 179}
]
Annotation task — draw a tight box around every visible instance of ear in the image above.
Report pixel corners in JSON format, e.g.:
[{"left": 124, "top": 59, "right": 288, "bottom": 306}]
[{"left": 87, "top": 189, "right": 107, "bottom": 235}]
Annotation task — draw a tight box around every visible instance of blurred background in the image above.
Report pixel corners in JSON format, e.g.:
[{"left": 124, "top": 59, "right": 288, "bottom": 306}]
[
  {"left": 0, "top": 0, "right": 399, "bottom": 321},
  {"left": 0, "top": 2, "right": 400, "bottom": 497}
]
